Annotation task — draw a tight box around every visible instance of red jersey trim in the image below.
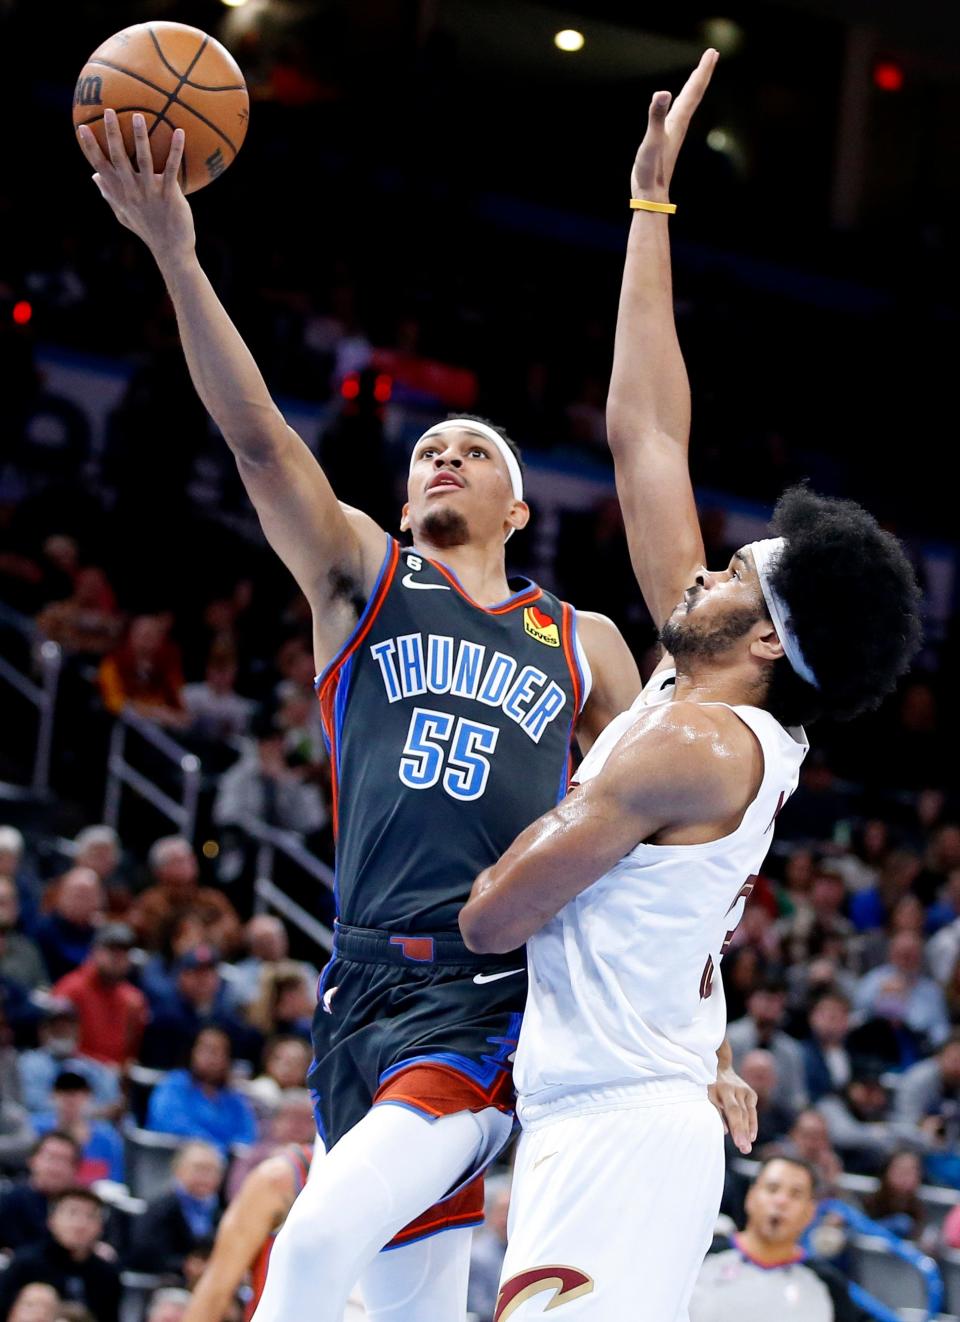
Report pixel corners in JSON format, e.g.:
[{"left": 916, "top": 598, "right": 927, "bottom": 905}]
[{"left": 429, "top": 557, "right": 543, "bottom": 615}]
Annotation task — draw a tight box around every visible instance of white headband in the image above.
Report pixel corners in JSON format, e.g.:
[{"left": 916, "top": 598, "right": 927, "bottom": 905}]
[
  {"left": 748, "top": 537, "right": 819, "bottom": 689},
  {"left": 410, "top": 419, "right": 524, "bottom": 502}
]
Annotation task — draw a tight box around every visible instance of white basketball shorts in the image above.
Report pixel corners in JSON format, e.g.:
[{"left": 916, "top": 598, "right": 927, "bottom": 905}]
[{"left": 496, "top": 1078, "right": 724, "bottom": 1322}]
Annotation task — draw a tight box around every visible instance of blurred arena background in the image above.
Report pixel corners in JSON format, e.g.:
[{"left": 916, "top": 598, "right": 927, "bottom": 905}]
[{"left": 1, "top": 0, "right": 960, "bottom": 1319}]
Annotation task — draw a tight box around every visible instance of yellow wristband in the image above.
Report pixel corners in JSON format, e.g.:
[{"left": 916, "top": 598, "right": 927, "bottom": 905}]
[{"left": 630, "top": 198, "right": 677, "bottom": 214}]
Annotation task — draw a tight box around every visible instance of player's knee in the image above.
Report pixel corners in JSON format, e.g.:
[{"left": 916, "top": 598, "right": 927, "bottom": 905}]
[{"left": 279, "top": 1203, "right": 345, "bottom": 1261}]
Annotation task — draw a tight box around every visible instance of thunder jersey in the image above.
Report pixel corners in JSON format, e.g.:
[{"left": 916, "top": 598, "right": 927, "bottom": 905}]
[
  {"left": 316, "top": 538, "right": 589, "bottom": 932},
  {"left": 514, "top": 669, "right": 808, "bottom": 1114}
]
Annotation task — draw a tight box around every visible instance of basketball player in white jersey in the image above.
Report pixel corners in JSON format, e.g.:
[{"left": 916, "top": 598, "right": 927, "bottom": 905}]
[{"left": 459, "top": 50, "right": 922, "bottom": 1322}]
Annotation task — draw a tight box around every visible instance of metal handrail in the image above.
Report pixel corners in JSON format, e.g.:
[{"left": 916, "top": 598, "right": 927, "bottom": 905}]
[
  {"left": 0, "top": 602, "right": 61, "bottom": 792},
  {"left": 103, "top": 709, "right": 201, "bottom": 841},
  {"left": 246, "top": 817, "right": 334, "bottom": 954}
]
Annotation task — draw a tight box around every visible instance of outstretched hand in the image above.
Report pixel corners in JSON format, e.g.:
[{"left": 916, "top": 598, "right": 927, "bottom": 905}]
[
  {"left": 631, "top": 49, "right": 719, "bottom": 201},
  {"left": 709, "top": 1060, "right": 758, "bottom": 1155},
  {"left": 77, "top": 108, "right": 195, "bottom": 261}
]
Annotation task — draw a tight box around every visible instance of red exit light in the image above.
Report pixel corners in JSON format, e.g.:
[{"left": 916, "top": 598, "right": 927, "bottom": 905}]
[
  {"left": 873, "top": 61, "right": 904, "bottom": 92},
  {"left": 12, "top": 300, "right": 32, "bottom": 325}
]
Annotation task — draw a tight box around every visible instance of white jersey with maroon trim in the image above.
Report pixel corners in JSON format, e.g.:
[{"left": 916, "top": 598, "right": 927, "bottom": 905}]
[{"left": 513, "top": 669, "right": 809, "bottom": 1113}]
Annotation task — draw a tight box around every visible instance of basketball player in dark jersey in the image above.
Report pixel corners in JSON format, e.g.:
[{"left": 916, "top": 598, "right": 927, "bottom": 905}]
[{"left": 78, "top": 112, "right": 644, "bottom": 1320}]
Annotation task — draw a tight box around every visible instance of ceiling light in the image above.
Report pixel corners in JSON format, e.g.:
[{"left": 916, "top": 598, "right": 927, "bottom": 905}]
[{"left": 554, "top": 30, "right": 585, "bottom": 53}]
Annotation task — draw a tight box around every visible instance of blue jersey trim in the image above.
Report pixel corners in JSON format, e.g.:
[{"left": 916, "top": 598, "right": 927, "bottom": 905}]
[
  {"left": 314, "top": 532, "right": 396, "bottom": 694},
  {"left": 378, "top": 1015, "right": 521, "bottom": 1092},
  {"left": 308, "top": 1084, "right": 328, "bottom": 1150},
  {"left": 568, "top": 606, "right": 587, "bottom": 713}
]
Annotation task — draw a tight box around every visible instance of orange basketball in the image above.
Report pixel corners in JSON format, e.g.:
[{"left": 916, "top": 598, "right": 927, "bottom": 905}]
[{"left": 72, "top": 22, "right": 249, "bottom": 194}]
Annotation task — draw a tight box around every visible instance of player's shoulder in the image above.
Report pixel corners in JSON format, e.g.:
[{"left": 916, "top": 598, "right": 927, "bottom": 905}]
[
  {"left": 574, "top": 609, "right": 624, "bottom": 643},
  {"left": 574, "top": 610, "right": 637, "bottom": 681},
  {"left": 608, "top": 700, "right": 758, "bottom": 813},
  {"left": 244, "top": 1152, "right": 302, "bottom": 1204},
  {"left": 623, "top": 696, "right": 746, "bottom": 756}
]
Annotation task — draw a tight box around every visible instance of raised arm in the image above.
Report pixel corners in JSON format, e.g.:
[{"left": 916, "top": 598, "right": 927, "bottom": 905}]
[
  {"left": 606, "top": 52, "right": 718, "bottom": 631},
  {"left": 77, "top": 112, "right": 386, "bottom": 667}
]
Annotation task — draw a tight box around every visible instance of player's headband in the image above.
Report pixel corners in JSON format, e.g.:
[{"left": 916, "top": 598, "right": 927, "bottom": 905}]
[
  {"left": 748, "top": 538, "right": 819, "bottom": 689},
  {"left": 410, "top": 419, "right": 524, "bottom": 503}
]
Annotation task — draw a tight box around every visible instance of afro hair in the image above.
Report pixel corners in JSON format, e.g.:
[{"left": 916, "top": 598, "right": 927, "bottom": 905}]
[{"left": 763, "top": 486, "right": 923, "bottom": 727}]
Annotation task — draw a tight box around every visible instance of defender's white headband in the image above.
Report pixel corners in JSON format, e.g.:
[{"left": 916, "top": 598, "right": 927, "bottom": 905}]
[
  {"left": 749, "top": 537, "right": 819, "bottom": 689},
  {"left": 411, "top": 419, "right": 524, "bottom": 503}
]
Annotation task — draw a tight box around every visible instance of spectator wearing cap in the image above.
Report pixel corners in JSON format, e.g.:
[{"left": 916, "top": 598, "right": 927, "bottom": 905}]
[
  {"left": 34, "top": 869, "right": 104, "bottom": 984},
  {"left": 145, "top": 1027, "right": 256, "bottom": 1154},
  {"left": 0, "top": 1187, "right": 121, "bottom": 1322},
  {"left": 854, "top": 930, "right": 950, "bottom": 1061},
  {"left": 894, "top": 1032, "right": 960, "bottom": 1188},
  {"left": 140, "top": 945, "right": 261, "bottom": 1070},
  {"left": 18, "top": 1000, "right": 121, "bottom": 1118},
  {"left": 0, "top": 1131, "right": 82, "bottom": 1253},
  {"left": 34, "top": 1072, "right": 125, "bottom": 1185},
  {"left": 727, "top": 976, "right": 809, "bottom": 1115},
  {"left": 129, "top": 837, "right": 241, "bottom": 957},
  {"left": 127, "top": 1140, "right": 225, "bottom": 1277},
  {"left": 52, "top": 923, "right": 148, "bottom": 1068},
  {"left": 0, "top": 874, "right": 46, "bottom": 991}
]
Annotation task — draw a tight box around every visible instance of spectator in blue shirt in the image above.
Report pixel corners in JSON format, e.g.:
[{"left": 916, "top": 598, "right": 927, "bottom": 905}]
[
  {"left": 146, "top": 1027, "right": 256, "bottom": 1155},
  {"left": 35, "top": 1071, "right": 125, "bottom": 1185}
]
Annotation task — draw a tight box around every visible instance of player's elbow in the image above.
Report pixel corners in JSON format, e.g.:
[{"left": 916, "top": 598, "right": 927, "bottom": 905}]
[
  {"left": 605, "top": 397, "right": 641, "bottom": 453},
  {"left": 459, "top": 899, "right": 513, "bottom": 955}
]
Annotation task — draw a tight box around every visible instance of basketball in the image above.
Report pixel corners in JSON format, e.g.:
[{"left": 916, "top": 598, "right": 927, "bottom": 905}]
[{"left": 72, "top": 22, "right": 249, "bottom": 194}]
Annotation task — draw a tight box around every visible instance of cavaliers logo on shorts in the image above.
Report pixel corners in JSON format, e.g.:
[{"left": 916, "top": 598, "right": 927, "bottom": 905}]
[{"left": 494, "top": 1266, "right": 594, "bottom": 1320}]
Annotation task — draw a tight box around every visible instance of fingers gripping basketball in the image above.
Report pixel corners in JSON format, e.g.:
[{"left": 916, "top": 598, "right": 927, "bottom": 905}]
[{"left": 73, "top": 21, "right": 249, "bottom": 193}]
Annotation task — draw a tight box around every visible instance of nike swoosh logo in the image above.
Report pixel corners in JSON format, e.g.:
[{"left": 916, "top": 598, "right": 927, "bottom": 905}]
[
  {"left": 473, "top": 969, "right": 525, "bottom": 985},
  {"left": 533, "top": 1151, "right": 559, "bottom": 1170},
  {"left": 401, "top": 573, "right": 450, "bottom": 591}
]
